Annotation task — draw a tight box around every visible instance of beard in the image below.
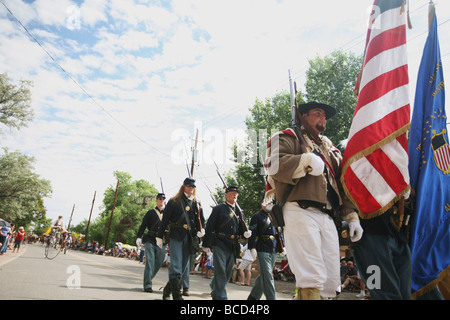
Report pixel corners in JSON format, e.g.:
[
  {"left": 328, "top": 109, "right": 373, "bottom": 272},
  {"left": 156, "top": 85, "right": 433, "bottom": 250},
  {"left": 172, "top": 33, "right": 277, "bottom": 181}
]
[{"left": 315, "top": 123, "right": 326, "bottom": 133}]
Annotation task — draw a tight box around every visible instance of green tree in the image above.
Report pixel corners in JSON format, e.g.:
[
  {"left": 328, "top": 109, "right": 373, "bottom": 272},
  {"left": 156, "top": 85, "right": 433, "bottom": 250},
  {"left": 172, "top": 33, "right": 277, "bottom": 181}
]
[
  {"left": 75, "top": 171, "right": 158, "bottom": 247},
  {"left": 0, "top": 148, "right": 52, "bottom": 221},
  {"left": 13, "top": 196, "right": 52, "bottom": 234},
  {"left": 0, "top": 73, "right": 34, "bottom": 134},
  {"left": 305, "top": 50, "right": 363, "bottom": 143}
]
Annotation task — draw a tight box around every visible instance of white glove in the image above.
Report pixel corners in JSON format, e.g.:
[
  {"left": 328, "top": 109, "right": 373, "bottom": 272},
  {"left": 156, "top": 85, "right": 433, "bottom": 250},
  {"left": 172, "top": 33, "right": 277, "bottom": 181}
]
[
  {"left": 348, "top": 221, "right": 363, "bottom": 242},
  {"left": 251, "top": 248, "right": 257, "bottom": 260},
  {"left": 136, "top": 238, "right": 142, "bottom": 247},
  {"left": 403, "top": 188, "right": 411, "bottom": 199},
  {"left": 280, "top": 248, "right": 286, "bottom": 257},
  {"left": 244, "top": 230, "right": 252, "bottom": 239},
  {"left": 203, "top": 247, "right": 211, "bottom": 255},
  {"left": 156, "top": 237, "right": 163, "bottom": 248},
  {"left": 304, "top": 153, "right": 324, "bottom": 176},
  {"left": 197, "top": 228, "right": 205, "bottom": 238}
]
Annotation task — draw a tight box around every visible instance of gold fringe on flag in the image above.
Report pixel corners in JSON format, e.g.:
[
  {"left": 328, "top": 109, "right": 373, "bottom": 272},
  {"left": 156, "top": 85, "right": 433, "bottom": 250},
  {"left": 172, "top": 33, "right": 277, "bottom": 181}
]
[{"left": 412, "top": 265, "right": 450, "bottom": 300}]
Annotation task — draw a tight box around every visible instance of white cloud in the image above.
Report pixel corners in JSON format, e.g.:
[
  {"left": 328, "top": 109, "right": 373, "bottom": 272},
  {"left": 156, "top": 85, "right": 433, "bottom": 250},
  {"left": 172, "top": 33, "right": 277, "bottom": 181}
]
[
  {"left": 80, "top": 0, "right": 108, "bottom": 27},
  {"left": 34, "top": 0, "right": 76, "bottom": 27}
]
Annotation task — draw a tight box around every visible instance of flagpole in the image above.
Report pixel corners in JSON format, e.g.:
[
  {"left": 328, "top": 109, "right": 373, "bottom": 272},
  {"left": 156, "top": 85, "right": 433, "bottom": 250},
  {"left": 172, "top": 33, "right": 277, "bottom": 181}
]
[{"left": 428, "top": 1, "right": 435, "bottom": 31}]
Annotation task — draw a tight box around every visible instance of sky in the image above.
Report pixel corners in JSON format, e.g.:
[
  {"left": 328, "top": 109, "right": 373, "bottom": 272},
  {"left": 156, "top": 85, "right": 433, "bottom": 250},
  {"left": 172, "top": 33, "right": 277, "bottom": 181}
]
[{"left": 1, "top": 0, "right": 449, "bottom": 228}]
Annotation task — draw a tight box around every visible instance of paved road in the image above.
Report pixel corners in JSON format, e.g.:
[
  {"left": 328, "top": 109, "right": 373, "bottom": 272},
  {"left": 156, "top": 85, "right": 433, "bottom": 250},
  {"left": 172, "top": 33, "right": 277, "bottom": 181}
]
[
  {"left": 0, "top": 243, "right": 364, "bottom": 303},
  {"left": 0, "top": 243, "right": 295, "bottom": 300}
]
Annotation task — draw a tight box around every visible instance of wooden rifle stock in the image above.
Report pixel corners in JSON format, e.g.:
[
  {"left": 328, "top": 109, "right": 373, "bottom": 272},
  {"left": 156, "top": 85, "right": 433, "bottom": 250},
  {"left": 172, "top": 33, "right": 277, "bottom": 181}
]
[
  {"left": 196, "top": 202, "right": 203, "bottom": 231},
  {"left": 234, "top": 202, "right": 248, "bottom": 233},
  {"left": 276, "top": 227, "right": 284, "bottom": 254}
]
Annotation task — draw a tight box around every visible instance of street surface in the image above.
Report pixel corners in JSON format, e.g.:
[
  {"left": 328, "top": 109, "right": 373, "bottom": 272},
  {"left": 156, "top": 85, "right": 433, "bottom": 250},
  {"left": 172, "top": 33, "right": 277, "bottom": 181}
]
[
  {"left": 0, "top": 243, "right": 294, "bottom": 300},
  {"left": 0, "top": 243, "right": 361, "bottom": 301}
]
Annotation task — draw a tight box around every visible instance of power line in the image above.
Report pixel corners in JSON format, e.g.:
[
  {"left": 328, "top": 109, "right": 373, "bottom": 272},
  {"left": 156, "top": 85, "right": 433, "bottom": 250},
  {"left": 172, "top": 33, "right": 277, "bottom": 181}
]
[{"left": 0, "top": 0, "right": 170, "bottom": 158}]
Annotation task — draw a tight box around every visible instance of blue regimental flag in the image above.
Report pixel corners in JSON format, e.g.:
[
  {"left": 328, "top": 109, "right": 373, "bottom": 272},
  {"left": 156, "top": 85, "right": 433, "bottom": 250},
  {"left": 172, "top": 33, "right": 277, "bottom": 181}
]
[{"left": 408, "top": 9, "right": 450, "bottom": 298}]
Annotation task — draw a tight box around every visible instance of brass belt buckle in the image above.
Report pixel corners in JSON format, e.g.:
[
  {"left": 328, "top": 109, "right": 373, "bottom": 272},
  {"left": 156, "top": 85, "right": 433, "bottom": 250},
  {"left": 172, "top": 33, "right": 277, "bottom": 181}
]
[{"left": 269, "top": 235, "right": 275, "bottom": 240}]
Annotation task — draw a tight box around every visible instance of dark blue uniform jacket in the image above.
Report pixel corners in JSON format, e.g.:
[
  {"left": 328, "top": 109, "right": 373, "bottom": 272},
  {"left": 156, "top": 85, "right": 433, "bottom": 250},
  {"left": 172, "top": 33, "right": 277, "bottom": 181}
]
[
  {"left": 248, "top": 210, "right": 284, "bottom": 253},
  {"left": 157, "top": 195, "right": 205, "bottom": 242},
  {"left": 137, "top": 207, "right": 163, "bottom": 246},
  {"left": 203, "top": 203, "right": 244, "bottom": 255}
]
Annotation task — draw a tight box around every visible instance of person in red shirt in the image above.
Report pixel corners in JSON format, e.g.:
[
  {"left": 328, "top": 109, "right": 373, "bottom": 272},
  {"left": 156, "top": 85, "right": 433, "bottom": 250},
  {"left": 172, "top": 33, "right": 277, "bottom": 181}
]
[{"left": 12, "top": 227, "right": 25, "bottom": 253}]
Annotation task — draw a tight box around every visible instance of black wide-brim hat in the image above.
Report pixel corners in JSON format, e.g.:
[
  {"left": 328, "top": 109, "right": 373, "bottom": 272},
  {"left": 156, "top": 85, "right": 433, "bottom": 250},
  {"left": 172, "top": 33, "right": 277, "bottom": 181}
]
[{"left": 297, "top": 101, "right": 336, "bottom": 119}]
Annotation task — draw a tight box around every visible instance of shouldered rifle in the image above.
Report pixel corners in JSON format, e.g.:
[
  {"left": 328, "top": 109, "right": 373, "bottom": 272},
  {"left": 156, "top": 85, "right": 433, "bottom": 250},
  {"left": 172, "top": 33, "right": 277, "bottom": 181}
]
[
  {"left": 290, "top": 78, "right": 312, "bottom": 155},
  {"left": 213, "top": 161, "right": 248, "bottom": 232},
  {"left": 187, "top": 154, "right": 203, "bottom": 232}
]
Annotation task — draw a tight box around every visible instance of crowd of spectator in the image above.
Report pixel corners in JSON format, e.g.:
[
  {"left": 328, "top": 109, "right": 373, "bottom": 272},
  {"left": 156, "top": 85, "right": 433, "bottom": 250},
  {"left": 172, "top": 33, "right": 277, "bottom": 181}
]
[{"left": 0, "top": 220, "right": 31, "bottom": 255}]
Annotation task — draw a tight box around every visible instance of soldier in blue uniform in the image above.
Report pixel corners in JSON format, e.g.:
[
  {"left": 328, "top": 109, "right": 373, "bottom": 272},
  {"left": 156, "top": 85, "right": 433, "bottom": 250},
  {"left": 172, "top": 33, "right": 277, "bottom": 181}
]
[
  {"left": 247, "top": 198, "right": 285, "bottom": 300},
  {"left": 156, "top": 178, "right": 205, "bottom": 300},
  {"left": 202, "top": 186, "right": 252, "bottom": 300},
  {"left": 136, "top": 192, "right": 166, "bottom": 293}
]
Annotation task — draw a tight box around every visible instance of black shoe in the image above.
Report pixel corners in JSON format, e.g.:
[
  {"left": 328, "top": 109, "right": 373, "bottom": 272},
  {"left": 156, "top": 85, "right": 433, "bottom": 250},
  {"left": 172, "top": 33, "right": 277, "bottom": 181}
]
[
  {"left": 144, "top": 288, "right": 153, "bottom": 293},
  {"left": 183, "top": 288, "right": 190, "bottom": 296}
]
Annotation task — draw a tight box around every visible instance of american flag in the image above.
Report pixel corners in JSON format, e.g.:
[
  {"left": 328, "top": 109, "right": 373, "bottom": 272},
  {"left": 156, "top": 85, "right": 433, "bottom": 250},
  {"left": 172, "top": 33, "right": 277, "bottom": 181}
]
[{"left": 341, "top": 0, "right": 411, "bottom": 219}]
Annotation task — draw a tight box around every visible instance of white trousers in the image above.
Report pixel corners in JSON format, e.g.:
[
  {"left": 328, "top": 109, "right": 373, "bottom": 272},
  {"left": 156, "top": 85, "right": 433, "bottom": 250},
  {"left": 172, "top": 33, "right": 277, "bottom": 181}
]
[{"left": 283, "top": 202, "right": 340, "bottom": 298}]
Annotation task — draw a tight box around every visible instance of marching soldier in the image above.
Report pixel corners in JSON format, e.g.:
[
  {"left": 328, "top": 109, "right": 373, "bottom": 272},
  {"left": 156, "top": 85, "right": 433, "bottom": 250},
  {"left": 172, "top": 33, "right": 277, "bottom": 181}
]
[
  {"left": 136, "top": 192, "right": 166, "bottom": 293},
  {"left": 247, "top": 197, "right": 285, "bottom": 300},
  {"left": 202, "top": 186, "right": 252, "bottom": 300},
  {"left": 265, "top": 101, "right": 363, "bottom": 299},
  {"left": 156, "top": 178, "right": 205, "bottom": 300}
]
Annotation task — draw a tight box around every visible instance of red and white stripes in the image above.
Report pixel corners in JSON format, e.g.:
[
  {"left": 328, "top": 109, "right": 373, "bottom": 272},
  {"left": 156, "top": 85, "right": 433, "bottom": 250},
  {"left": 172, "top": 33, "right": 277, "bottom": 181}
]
[{"left": 341, "top": 0, "right": 411, "bottom": 218}]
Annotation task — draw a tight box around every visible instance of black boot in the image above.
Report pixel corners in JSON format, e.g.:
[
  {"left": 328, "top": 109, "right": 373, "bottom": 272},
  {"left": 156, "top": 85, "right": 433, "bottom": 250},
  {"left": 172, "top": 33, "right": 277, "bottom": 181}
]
[
  {"left": 169, "top": 277, "right": 183, "bottom": 300},
  {"left": 162, "top": 281, "right": 171, "bottom": 300}
]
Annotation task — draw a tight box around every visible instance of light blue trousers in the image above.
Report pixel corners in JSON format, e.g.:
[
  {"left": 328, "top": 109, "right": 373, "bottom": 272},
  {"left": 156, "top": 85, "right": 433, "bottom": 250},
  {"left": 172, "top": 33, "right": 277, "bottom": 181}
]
[
  {"left": 210, "top": 245, "right": 235, "bottom": 300},
  {"left": 143, "top": 241, "right": 164, "bottom": 290},
  {"left": 249, "top": 252, "right": 277, "bottom": 300}
]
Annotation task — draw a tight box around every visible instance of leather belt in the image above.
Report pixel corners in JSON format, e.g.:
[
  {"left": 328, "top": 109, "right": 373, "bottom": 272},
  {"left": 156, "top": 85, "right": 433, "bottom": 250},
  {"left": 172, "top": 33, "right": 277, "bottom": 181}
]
[
  {"left": 216, "top": 232, "right": 237, "bottom": 240},
  {"left": 171, "top": 223, "right": 189, "bottom": 230},
  {"left": 295, "top": 200, "right": 334, "bottom": 216}
]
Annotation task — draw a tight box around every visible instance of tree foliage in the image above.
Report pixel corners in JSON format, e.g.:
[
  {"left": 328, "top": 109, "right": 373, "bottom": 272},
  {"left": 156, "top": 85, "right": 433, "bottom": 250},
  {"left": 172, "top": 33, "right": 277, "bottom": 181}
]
[
  {"left": 72, "top": 171, "right": 159, "bottom": 247},
  {"left": 0, "top": 73, "right": 34, "bottom": 134},
  {"left": 12, "top": 196, "right": 52, "bottom": 234},
  {"left": 0, "top": 148, "right": 52, "bottom": 221}
]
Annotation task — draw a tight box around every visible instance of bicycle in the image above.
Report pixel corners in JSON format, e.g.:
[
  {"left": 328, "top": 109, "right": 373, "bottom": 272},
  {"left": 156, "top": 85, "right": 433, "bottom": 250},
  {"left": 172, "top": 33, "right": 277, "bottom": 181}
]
[{"left": 44, "top": 229, "right": 63, "bottom": 259}]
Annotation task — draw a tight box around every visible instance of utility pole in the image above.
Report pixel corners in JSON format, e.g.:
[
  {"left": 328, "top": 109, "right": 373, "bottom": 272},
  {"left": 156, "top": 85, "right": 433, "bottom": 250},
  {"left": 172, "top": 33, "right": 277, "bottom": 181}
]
[
  {"left": 105, "top": 180, "right": 120, "bottom": 250},
  {"left": 67, "top": 204, "right": 75, "bottom": 231},
  {"left": 84, "top": 191, "right": 96, "bottom": 242}
]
